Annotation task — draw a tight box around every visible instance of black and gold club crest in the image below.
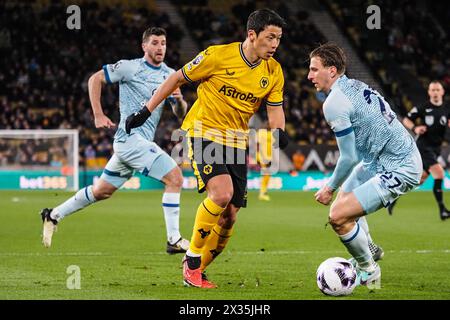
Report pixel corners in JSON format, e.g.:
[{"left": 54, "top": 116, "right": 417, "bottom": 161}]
[
  {"left": 260, "top": 77, "right": 269, "bottom": 88},
  {"left": 198, "top": 228, "right": 211, "bottom": 239},
  {"left": 203, "top": 164, "right": 213, "bottom": 175}
]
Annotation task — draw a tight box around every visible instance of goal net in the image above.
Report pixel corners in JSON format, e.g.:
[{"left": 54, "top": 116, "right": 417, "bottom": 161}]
[{"left": 0, "top": 130, "right": 79, "bottom": 191}]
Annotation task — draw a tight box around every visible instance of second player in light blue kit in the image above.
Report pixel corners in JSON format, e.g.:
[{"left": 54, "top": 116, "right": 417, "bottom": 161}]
[
  {"left": 40, "top": 27, "right": 190, "bottom": 254},
  {"left": 308, "top": 43, "right": 422, "bottom": 288}
]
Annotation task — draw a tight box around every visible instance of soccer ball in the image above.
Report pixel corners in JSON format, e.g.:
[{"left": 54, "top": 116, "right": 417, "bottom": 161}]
[{"left": 316, "top": 257, "right": 357, "bottom": 296}]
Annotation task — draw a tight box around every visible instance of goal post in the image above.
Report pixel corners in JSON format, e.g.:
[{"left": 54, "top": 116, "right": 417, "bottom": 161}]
[{"left": 0, "top": 129, "right": 79, "bottom": 191}]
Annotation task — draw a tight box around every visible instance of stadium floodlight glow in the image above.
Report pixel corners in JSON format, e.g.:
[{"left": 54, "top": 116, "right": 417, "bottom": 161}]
[{"left": 0, "top": 129, "right": 79, "bottom": 191}]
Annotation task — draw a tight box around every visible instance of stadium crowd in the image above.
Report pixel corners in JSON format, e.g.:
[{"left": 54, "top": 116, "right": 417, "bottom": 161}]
[
  {"left": 325, "top": 0, "right": 450, "bottom": 116},
  {"left": 0, "top": 137, "right": 69, "bottom": 168},
  {"left": 0, "top": 1, "right": 185, "bottom": 168}
]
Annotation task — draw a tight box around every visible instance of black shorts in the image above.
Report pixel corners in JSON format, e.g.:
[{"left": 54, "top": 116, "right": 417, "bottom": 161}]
[
  {"left": 188, "top": 137, "right": 247, "bottom": 208},
  {"left": 418, "top": 144, "right": 440, "bottom": 172}
]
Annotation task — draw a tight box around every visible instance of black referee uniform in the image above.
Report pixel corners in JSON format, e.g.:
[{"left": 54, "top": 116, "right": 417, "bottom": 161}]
[
  {"left": 407, "top": 102, "right": 450, "bottom": 172},
  {"left": 404, "top": 101, "right": 450, "bottom": 220}
]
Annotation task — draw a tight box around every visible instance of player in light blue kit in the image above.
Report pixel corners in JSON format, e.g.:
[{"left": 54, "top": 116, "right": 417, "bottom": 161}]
[
  {"left": 40, "top": 27, "right": 190, "bottom": 254},
  {"left": 308, "top": 43, "right": 422, "bottom": 288}
]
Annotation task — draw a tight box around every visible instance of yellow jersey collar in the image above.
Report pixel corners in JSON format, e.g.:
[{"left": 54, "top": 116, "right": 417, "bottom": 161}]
[{"left": 239, "top": 43, "right": 262, "bottom": 69}]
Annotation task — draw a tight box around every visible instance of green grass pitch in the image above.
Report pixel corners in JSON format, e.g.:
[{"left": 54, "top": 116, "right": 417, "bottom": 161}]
[{"left": 0, "top": 190, "right": 449, "bottom": 300}]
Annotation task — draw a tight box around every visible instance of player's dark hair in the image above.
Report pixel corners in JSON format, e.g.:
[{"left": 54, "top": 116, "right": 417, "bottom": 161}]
[
  {"left": 310, "top": 43, "right": 346, "bottom": 74},
  {"left": 246, "top": 8, "right": 286, "bottom": 35},
  {"left": 429, "top": 80, "right": 443, "bottom": 87},
  {"left": 142, "top": 27, "right": 167, "bottom": 42}
]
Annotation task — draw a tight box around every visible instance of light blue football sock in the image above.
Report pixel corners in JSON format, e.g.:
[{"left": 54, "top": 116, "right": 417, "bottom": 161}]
[
  {"left": 162, "top": 192, "right": 181, "bottom": 244},
  {"left": 51, "top": 185, "right": 97, "bottom": 221},
  {"left": 339, "top": 221, "right": 375, "bottom": 270}
]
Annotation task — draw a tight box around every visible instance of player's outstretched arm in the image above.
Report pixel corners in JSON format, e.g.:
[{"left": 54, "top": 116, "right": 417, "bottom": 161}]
[
  {"left": 267, "top": 105, "right": 289, "bottom": 149},
  {"left": 88, "top": 70, "right": 116, "bottom": 129},
  {"left": 125, "top": 70, "right": 187, "bottom": 133}
]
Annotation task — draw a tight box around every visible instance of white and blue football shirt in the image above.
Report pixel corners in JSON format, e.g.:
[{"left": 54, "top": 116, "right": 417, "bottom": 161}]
[
  {"left": 102, "top": 58, "right": 175, "bottom": 142},
  {"left": 324, "top": 75, "right": 416, "bottom": 189}
]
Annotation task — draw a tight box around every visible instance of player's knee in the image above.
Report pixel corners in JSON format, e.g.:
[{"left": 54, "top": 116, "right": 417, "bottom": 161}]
[
  {"left": 328, "top": 209, "right": 347, "bottom": 231},
  {"left": 210, "top": 191, "right": 233, "bottom": 208},
  {"left": 96, "top": 191, "right": 113, "bottom": 200},
  {"left": 166, "top": 168, "right": 183, "bottom": 189},
  {"left": 92, "top": 187, "right": 114, "bottom": 200},
  {"left": 433, "top": 172, "right": 444, "bottom": 181}
]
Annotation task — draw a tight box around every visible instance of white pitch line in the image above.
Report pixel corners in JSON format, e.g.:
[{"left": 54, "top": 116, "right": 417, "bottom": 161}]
[
  {"left": 0, "top": 252, "right": 105, "bottom": 256},
  {"left": 0, "top": 249, "right": 449, "bottom": 257}
]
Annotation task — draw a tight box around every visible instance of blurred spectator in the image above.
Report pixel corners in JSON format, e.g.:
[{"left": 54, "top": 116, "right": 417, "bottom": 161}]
[
  {"left": 292, "top": 149, "right": 305, "bottom": 171},
  {"left": 0, "top": 1, "right": 185, "bottom": 167},
  {"left": 84, "top": 144, "right": 97, "bottom": 169}
]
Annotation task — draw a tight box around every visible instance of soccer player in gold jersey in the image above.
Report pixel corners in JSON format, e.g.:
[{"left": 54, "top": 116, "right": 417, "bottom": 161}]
[
  {"left": 125, "top": 9, "right": 289, "bottom": 288},
  {"left": 257, "top": 121, "right": 274, "bottom": 201}
]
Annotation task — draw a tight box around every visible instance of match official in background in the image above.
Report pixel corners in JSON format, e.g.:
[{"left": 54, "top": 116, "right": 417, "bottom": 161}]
[{"left": 388, "top": 80, "right": 450, "bottom": 220}]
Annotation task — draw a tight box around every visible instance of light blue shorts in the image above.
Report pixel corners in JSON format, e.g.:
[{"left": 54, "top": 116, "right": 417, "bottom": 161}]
[
  {"left": 100, "top": 133, "right": 177, "bottom": 188},
  {"left": 342, "top": 147, "right": 422, "bottom": 214}
]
